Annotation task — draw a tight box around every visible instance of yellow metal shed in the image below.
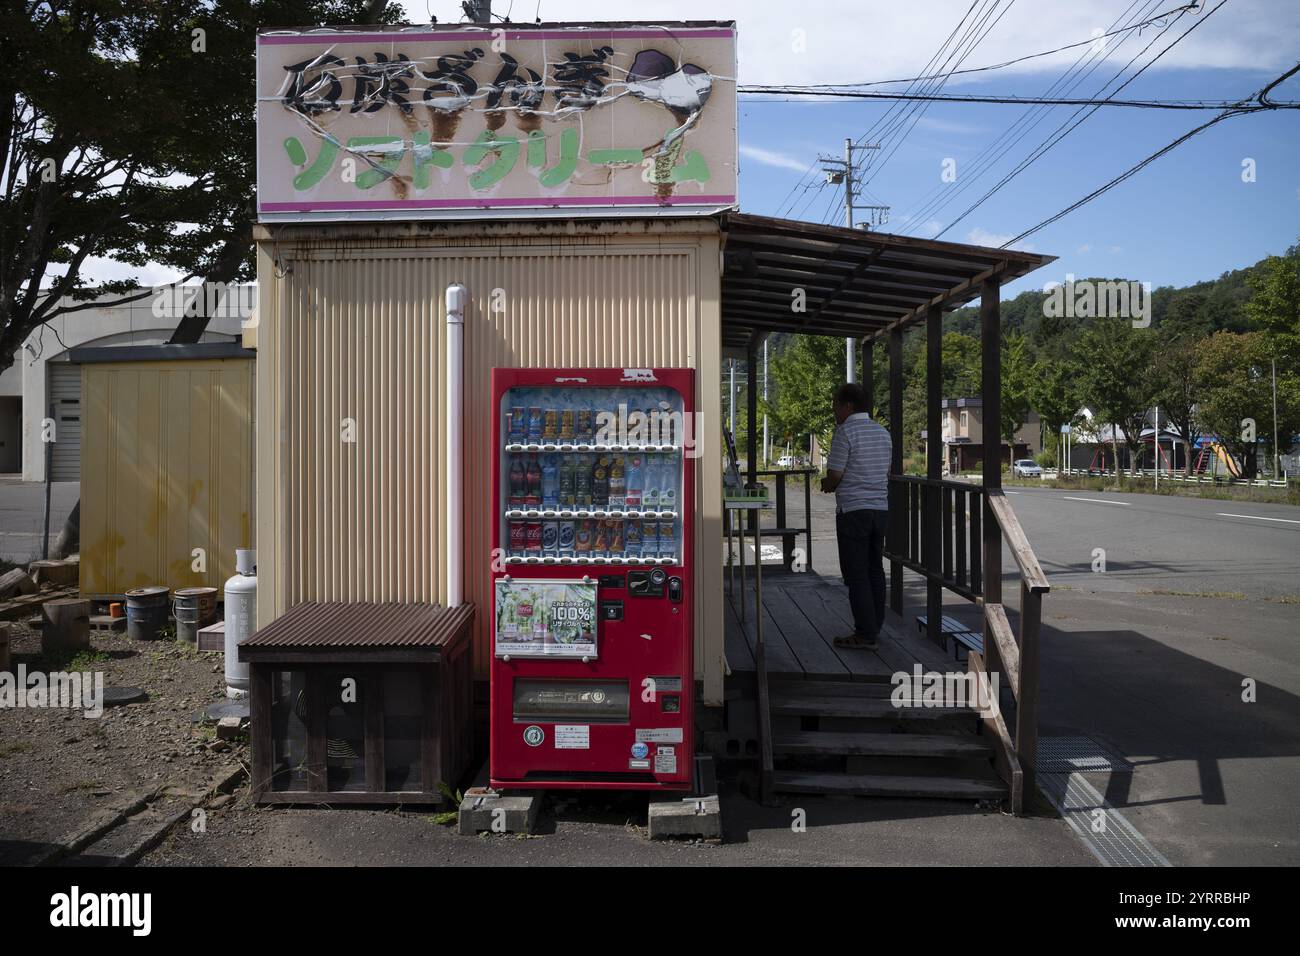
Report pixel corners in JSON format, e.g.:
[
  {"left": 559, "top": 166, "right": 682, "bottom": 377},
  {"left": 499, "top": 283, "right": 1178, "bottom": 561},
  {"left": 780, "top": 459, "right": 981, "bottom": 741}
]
[{"left": 76, "top": 344, "right": 256, "bottom": 597}]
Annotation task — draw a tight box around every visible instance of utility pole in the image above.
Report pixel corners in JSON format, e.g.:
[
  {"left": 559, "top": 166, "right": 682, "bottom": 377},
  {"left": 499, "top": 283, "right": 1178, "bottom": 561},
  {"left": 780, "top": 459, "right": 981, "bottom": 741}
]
[
  {"left": 820, "top": 138, "right": 889, "bottom": 384},
  {"left": 1272, "top": 357, "right": 1280, "bottom": 479}
]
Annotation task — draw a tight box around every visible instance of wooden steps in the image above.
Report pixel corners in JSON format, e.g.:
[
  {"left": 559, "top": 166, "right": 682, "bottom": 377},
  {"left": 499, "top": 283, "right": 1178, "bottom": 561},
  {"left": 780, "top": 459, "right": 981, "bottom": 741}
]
[
  {"left": 770, "top": 694, "right": 978, "bottom": 720},
  {"left": 773, "top": 770, "right": 1006, "bottom": 800},
  {"left": 773, "top": 731, "right": 992, "bottom": 758},
  {"left": 765, "top": 679, "right": 1006, "bottom": 803}
]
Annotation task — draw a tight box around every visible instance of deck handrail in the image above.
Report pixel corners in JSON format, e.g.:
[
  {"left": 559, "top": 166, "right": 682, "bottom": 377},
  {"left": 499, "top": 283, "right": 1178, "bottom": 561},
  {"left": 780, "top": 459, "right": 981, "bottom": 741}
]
[
  {"left": 883, "top": 472, "right": 1048, "bottom": 814},
  {"left": 985, "top": 489, "right": 1050, "bottom": 593}
]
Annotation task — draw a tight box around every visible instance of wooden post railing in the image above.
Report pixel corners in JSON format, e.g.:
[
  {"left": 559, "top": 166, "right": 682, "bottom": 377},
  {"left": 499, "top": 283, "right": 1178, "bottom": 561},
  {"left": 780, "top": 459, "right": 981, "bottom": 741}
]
[{"left": 882, "top": 475, "right": 1049, "bottom": 814}]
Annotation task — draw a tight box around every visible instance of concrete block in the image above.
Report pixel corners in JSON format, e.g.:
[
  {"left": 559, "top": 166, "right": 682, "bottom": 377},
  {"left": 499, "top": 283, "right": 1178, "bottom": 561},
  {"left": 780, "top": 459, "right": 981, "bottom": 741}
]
[
  {"left": 197, "top": 620, "right": 225, "bottom": 652},
  {"left": 457, "top": 787, "right": 542, "bottom": 836},
  {"left": 647, "top": 795, "right": 722, "bottom": 840},
  {"left": 215, "top": 716, "right": 247, "bottom": 740}
]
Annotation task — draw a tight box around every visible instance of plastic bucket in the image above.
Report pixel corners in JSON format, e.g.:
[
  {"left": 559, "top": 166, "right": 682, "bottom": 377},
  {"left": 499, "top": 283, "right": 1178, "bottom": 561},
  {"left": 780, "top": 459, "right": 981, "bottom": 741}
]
[
  {"left": 173, "top": 587, "right": 219, "bottom": 644},
  {"left": 125, "top": 586, "right": 170, "bottom": 641}
]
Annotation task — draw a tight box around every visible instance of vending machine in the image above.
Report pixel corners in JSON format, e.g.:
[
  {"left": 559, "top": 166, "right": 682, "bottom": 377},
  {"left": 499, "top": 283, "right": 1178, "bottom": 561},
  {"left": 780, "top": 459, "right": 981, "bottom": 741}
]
[{"left": 489, "top": 367, "right": 694, "bottom": 791}]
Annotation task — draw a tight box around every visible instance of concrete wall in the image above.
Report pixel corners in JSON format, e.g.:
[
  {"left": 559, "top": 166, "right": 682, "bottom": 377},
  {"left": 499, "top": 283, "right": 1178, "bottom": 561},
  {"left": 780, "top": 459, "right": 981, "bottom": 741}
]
[
  {"left": 7, "top": 293, "right": 246, "bottom": 480},
  {"left": 254, "top": 218, "right": 725, "bottom": 703}
]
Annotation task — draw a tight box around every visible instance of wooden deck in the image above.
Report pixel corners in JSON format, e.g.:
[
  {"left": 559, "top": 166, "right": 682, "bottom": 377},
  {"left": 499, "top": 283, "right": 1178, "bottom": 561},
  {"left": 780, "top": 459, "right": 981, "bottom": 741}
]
[{"left": 724, "top": 572, "right": 952, "bottom": 684}]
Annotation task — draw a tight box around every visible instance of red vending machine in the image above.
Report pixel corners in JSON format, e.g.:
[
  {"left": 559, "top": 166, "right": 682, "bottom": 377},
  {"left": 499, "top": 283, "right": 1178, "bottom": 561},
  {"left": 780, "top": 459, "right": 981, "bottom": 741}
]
[{"left": 489, "top": 367, "right": 695, "bottom": 791}]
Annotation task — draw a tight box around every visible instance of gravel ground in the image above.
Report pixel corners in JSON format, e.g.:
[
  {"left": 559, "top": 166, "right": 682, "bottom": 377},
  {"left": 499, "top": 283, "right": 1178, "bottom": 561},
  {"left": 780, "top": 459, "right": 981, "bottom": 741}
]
[{"left": 0, "top": 621, "right": 248, "bottom": 865}]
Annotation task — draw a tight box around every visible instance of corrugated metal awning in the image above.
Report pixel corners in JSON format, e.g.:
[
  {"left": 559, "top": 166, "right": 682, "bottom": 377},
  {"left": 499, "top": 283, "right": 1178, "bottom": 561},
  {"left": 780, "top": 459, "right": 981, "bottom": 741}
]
[
  {"left": 241, "top": 602, "right": 475, "bottom": 651},
  {"left": 718, "top": 212, "right": 1055, "bottom": 349}
]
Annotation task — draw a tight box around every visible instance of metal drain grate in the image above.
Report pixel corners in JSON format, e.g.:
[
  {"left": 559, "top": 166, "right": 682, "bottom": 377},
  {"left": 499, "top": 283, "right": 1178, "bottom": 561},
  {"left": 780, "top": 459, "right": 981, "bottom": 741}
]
[
  {"left": 1037, "top": 735, "right": 1133, "bottom": 774},
  {"left": 1039, "top": 772, "right": 1170, "bottom": 867}
]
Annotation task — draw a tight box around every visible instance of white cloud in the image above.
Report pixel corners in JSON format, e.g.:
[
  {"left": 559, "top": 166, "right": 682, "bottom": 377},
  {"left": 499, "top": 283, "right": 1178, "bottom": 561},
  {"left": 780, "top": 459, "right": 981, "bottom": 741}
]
[
  {"left": 739, "top": 144, "right": 812, "bottom": 172},
  {"left": 967, "top": 227, "right": 1013, "bottom": 248},
  {"left": 406, "top": 1, "right": 1300, "bottom": 85},
  {"left": 1077, "top": 243, "right": 1093, "bottom": 254}
]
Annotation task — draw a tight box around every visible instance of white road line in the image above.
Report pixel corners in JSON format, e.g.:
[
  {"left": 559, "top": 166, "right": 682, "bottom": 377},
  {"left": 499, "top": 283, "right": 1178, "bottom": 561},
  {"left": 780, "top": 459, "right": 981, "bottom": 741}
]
[
  {"left": 1060, "top": 496, "right": 1132, "bottom": 507},
  {"left": 1005, "top": 490, "right": 1020, "bottom": 495},
  {"left": 1216, "top": 512, "right": 1300, "bottom": 525}
]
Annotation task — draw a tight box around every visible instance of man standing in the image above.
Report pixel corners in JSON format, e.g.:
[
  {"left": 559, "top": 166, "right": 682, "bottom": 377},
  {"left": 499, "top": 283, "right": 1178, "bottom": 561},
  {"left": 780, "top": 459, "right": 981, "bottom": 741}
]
[{"left": 821, "top": 383, "right": 892, "bottom": 650}]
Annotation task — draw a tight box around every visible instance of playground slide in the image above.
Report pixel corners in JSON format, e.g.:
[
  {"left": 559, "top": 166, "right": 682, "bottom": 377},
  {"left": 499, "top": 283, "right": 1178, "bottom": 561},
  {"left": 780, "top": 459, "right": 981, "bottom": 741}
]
[{"left": 1211, "top": 442, "right": 1243, "bottom": 478}]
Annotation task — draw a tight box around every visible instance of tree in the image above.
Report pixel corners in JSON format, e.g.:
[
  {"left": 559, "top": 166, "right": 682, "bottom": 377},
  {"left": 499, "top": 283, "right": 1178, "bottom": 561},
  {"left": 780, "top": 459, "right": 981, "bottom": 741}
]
[
  {"left": 765, "top": 334, "right": 844, "bottom": 455},
  {"left": 1, "top": 0, "right": 401, "bottom": 373},
  {"left": 1151, "top": 334, "right": 1203, "bottom": 476},
  {"left": 1000, "top": 333, "right": 1033, "bottom": 456},
  {"left": 1029, "top": 356, "right": 1081, "bottom": 468},
  {"left": 1246, "top": 242, "right": 1300, "bottom": 372},
  {"left": 1076, "top": 316, "right": 1156, "bottom": 476},
  {"left": 1196, "top": 331, "right": 1300, "bottom": 480}
]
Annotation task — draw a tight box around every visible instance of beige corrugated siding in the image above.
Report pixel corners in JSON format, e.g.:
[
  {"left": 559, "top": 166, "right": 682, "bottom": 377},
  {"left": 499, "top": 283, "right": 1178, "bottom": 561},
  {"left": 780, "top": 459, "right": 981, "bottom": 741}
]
[
  {"left": 80, "top": 359, "right": 254, "bottom": 595},
  {"left": 255, "top": 220, "right": 725, "bottom": 702}
]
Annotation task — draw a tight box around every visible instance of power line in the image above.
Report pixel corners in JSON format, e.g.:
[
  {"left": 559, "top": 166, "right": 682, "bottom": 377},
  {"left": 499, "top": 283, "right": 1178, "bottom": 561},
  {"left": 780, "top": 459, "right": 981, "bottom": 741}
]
[
  {"left": 935, "top": 0, "right": 1227, "bottom": 239},
  {"left": 1002, "top": 61, "right": 1300, "bottom": 247},
  {"left": 753, "top": 2, "right": 1201, "bottom": 93}
]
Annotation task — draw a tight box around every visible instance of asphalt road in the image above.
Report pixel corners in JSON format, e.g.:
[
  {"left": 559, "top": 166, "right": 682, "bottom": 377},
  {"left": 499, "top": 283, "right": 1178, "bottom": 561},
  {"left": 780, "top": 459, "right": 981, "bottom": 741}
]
[
  {"left": 0, "top": 480, "right": 79, "bottom": 563},
  {"left": 831, "top": 483, "right": 1300, "bottom": 866}
]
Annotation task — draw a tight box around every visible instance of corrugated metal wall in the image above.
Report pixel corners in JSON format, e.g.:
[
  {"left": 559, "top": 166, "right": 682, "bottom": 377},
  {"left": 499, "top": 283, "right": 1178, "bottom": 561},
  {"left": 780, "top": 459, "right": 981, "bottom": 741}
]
[
  {"left": 80, "top": 359, "right": 254, "bottom": 595},
  {"left": 255, "top": 221, "right": 725, "bottom": 700}
]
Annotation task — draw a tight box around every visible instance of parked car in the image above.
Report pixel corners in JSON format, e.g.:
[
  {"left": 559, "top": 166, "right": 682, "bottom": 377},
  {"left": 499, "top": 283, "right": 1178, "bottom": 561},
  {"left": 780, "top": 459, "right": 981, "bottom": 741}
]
[
  {"left": 775, "top": 455, "right": 808, "bottom": 469},
  {"left": 1011, "top": 459, "right": 1042, "bottom": 478}
]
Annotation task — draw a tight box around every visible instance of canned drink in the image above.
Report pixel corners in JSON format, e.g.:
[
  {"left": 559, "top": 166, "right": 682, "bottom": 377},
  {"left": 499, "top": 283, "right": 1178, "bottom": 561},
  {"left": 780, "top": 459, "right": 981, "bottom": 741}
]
[
  {"left": 657, "top": 520, "right": 676, "bottom": 559},
  {"left": 624, "top": 518, "right": 642, "bottom": 559},
  {"left": 559, "top": 410, "right": 575, "bottom": 442},
  {"left": 541, "top": 519, "right": 559, "bottom": 557},
  {"left": 508, "top": 519, "right": 527, "bottom": 556},
  {"left": 508, "top": 407, "right": 527, "bottom": 442},
  {"left": 642, "top": 520, "right": 659, "bottom": 558},
  {"left": 607, "top": 518, "right": 625, "bottom": 557},
  {"left": 575, "top": 520, "right": 594, "bottom": 557},
  {"left": 558, "top": 520, "right": 576, "bottom": 557},
  {"left": 525, "top": 520, "right": 543, "bottom": 555},
  {"left": 543, "top": 409, "right": 559, "bottom": 441},
  {"left": 527, "top": 407, "right": 543, "bottom": 443}
]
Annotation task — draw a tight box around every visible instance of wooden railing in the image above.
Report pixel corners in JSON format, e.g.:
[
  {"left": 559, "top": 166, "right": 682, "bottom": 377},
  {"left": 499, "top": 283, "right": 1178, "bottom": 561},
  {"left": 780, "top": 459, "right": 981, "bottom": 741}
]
[
  {"left": 885, "top": 474, "right": 1049, "bottom": 815},
  {"left": 725, "top": 468, "right": 816, "bottom": 572}
]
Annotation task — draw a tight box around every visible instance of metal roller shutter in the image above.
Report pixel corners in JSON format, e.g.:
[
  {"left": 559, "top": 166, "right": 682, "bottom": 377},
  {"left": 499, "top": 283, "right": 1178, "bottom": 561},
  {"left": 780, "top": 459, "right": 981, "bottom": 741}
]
[{"left": 48, "top": 363, "right": 81, "bottom": 482}]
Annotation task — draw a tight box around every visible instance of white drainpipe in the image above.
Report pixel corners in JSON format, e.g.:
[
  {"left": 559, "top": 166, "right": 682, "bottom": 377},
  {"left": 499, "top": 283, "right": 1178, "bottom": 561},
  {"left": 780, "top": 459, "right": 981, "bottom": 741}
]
[{"left": 446, "top": 283, "right": 468, "bottom": 607}]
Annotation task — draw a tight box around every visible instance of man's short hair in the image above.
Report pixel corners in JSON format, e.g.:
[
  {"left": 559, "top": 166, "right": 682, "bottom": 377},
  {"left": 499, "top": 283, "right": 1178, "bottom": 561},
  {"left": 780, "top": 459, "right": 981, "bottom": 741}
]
[{"left": 834, "top": 382, "right": 869, "bottom": 413}]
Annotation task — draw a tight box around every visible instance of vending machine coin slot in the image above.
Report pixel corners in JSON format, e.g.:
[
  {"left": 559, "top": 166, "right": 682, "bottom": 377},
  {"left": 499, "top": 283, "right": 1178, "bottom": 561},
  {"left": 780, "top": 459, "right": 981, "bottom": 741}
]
[{"left": 628, "top": 569, "right": 666, "bottom": 598}]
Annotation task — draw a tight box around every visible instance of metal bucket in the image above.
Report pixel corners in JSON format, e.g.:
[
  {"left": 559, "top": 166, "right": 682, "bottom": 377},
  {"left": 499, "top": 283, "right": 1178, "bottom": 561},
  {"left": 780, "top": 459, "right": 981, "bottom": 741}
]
[
  {"left": 125, "top": 586, "right": 170, "bottom": 641},
  {"left": 173, "top": 587, "right": 219, "bottom": 644}
]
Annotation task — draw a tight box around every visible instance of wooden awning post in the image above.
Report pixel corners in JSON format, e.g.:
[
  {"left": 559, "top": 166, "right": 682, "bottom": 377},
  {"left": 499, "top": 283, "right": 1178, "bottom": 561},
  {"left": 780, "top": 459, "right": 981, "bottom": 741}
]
[
  {"left": 887, "top": 326, "right": 905, "bottom": 614},
  {"left": 979, "top": 279, "right": 1006, "bottom": 687},
  {"left": 862, "top": 338, "right": 874, "bottom": 416},
  {"left": 747, "top": 342, "right": 759, "bottom": 534},
  {"left": 925, "top": 305, "right": 943, "bottom": 646}
]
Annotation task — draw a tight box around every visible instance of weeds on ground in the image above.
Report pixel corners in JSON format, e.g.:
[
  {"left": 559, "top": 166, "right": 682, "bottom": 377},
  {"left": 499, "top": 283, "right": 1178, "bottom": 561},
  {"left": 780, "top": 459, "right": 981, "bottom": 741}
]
[{"left": 429, "top": 782, "right": 464, "bottom": 826}]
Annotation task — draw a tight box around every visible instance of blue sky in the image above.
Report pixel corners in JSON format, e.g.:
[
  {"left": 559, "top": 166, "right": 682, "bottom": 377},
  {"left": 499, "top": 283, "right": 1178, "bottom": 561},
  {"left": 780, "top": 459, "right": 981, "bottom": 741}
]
[
  {"left": 406, "top": 0, "right": 1300, "bottom": 297},
  {"left": 737, "top": 66, "right": 1300, "bottom": 297}
]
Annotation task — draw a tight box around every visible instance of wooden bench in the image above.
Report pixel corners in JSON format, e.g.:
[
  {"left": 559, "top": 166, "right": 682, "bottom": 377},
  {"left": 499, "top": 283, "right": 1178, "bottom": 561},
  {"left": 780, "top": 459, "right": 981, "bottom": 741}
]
[{"left": 916, "top": 613, "right": 983, "bottom": 659}]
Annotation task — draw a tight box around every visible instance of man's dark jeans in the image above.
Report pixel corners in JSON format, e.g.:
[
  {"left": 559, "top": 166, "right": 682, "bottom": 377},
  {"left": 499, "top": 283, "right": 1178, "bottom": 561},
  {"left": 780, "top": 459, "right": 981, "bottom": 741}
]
[{"left": 836, "top": 508, "right": 889, "bottom": 638}]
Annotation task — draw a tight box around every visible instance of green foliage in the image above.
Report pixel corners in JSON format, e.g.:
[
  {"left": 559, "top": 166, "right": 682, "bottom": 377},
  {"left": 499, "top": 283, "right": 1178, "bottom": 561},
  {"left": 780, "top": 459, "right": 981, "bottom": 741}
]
[
  {"left": 1195, "top": 331, "right": 1300, "bottom": 479},
  {"left": 765, "top": 335, "right": 845, "bottom": 453},
  {"left": 1245, "top": 243, "right": 1300, "bottom": 372},
  {"left": 1, "top": 0, "right": 404, "bottom": 370},
  {"left": 1000, "top": 333, "right": 1032, "bottom": 443},
  {"left": 1075, "top": 317, "right": 1156, "bottom": 475}
]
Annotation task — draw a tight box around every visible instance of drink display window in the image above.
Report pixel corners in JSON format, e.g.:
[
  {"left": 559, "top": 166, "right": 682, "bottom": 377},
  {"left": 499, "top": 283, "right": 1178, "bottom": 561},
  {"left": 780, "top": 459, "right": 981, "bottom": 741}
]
[{"left": 499, "top": 386, "right": 685, "bottom": 566}]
